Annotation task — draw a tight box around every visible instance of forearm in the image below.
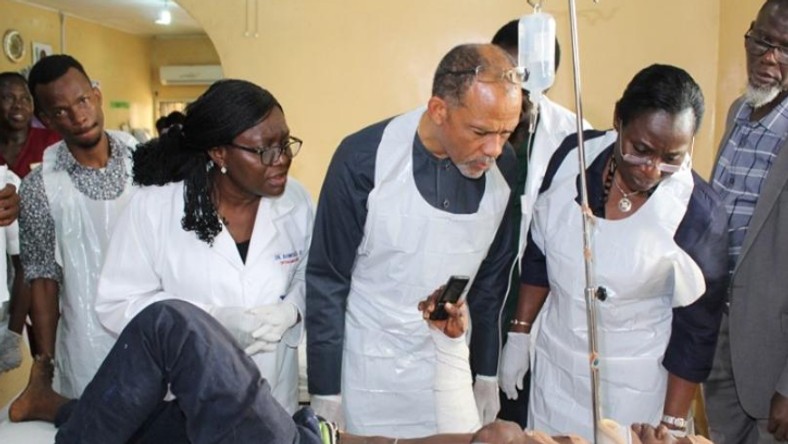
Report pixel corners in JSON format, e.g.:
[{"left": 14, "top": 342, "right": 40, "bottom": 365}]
[
  {"left": 8, "top": 257, "right": 28, "bottom": 333},
  {"left": 305, "top": 270, "right": 348, "bottom": 395},
  {"left": 663, "top": 372, "right": 697, "bottom": 420},
  {"left": 509, "top": 283, "right": 550, "bottom": 334},
  {"left": 340, "top": 434, "right": 473, "bottom": 444},
  {"left": 29, "top": 278, "right": 59, "bottom": 357}
]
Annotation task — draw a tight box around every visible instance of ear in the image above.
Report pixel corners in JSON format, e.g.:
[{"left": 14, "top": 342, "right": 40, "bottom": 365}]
[
  {"left": 426, "top": 96, "right": 449, "bottom": 126},
  {"left": 93, "top": 86, "right": 103, "bottom": 105},
  {"left": 207, "top": 146, "right": 227, "bottom": 169}
]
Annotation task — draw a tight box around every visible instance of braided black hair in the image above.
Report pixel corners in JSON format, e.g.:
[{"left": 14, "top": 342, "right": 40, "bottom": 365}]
[{"left": 133, "top": 79, "right": 281, "bottom": 245}]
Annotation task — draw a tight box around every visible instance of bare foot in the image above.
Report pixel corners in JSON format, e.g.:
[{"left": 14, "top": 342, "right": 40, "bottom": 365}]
[{"left": 9, "top": 356, "right": 69, "bottom": 423}]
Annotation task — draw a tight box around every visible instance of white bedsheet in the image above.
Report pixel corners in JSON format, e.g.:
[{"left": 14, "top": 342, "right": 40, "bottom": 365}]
[{"left": 0, "top": 400, "right": 57, "bottom": 443}]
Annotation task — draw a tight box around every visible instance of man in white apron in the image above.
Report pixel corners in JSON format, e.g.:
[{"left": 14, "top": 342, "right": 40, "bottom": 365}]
[
  {"left": 18, "top": 55, "right": 138, "bottom": 398},
  {"left": 306, "top": 44, "right": 522, "bottom": 437},
  {"left": 499, "top": 65, "right": 728, "bottom": 440}
]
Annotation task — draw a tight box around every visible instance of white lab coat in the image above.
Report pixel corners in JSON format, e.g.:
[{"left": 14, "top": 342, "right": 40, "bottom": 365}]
[{"left": 96, "top": 178, "right": 313, "bottom": 413}]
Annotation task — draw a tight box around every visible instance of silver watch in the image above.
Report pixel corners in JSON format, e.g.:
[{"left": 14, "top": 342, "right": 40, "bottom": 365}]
[{"left": 661, "top": 414, "right": 687, "bottom": 430}]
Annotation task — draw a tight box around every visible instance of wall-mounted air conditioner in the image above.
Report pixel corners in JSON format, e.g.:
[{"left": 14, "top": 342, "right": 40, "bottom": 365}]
[{"left": 159, "top": 65, "right": 223, "bottom": 85}]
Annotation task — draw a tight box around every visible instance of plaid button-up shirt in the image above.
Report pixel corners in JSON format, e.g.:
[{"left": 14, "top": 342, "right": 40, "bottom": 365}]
[{"left": 712, "top": 96, "right": 788, "bottom": 273}]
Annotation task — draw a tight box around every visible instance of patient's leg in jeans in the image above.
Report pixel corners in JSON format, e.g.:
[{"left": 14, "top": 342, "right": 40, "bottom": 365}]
[{"left": 55, "top": 299, "right": 300, "bottom": 444}]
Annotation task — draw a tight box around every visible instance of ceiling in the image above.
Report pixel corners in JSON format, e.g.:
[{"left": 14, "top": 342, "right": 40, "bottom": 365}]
[{"left": 18, "top": 0, "right": 204, "bottom": 36}]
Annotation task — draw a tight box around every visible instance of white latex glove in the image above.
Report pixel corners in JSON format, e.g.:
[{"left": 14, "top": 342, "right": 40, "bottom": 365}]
[
  {"left": 499, "top": 331, "right": 530, "bottom": 400},
  {"left": 244, "top": 302, "right": 298, "bottom": 355},
  {"left": 473, "top": 375, "right": 501, "bottom": 425},
  {"left": 207, "top": 306, "right": 263, "bottom": 349},
  {"left": 310, "top": 394, "right": 345, "bottom": 429},
  {"left": 0, "top": 327, "right": 22, "bottom": 373}
]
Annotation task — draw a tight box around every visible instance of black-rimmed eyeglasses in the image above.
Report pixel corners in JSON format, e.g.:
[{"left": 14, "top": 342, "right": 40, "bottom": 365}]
[
  {"left": 745, "top": 30, "right": 788, "bottom": 65},
  {"left": 436, "top": 65, "right": 528, "bottom": 85},
  {"left": 226, "top": 136, "right": 303, "bottom": 166}
]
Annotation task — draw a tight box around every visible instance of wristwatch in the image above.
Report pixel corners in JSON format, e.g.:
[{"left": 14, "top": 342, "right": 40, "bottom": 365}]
[{"left": 661, "top": 414, "right": 687, "bottom": 430}]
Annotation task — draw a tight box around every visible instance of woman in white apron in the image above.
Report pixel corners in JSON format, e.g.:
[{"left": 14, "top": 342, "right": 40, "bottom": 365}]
[
  {"left": 94, "top": 79, "right": 313, "bottom": 418},
  {"left": 499, "top": 65, "right": 729, "bottom": 440}
]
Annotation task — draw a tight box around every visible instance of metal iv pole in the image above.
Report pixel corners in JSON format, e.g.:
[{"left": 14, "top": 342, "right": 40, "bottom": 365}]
[{"left": 525, "top": 0, "right": 603, "bottom": 442}]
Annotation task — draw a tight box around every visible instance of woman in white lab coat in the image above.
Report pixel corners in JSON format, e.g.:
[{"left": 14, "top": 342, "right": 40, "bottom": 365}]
[{"left": 95, "top": 79, "right": 313, "bottom": 415}]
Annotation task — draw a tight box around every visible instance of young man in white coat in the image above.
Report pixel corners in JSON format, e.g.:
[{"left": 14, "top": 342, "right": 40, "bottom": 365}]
[
  {"left": 18, "top": 55, "right": 139, "bottom": 398},
  {"left": 491, "top": 20, "right": 592, "bottom": 428},
  {"left": 306, "top": 43, "right": 522, "bottom": 437},
  {"left": 705, "top": 1, "right": 788, "bottom": 442}
]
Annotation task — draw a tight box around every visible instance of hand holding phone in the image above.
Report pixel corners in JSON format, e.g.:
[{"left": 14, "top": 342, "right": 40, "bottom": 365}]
[{"left": 429, "top": 275, "right": 470, "bottom": 321}]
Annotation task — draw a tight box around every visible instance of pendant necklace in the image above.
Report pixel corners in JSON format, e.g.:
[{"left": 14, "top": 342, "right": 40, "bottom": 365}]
[{"left": 613, "top": 176, "right": 642, "bottom": 213}]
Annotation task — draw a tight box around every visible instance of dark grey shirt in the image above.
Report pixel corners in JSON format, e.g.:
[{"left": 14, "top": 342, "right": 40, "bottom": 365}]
[
  {"left": 19, "top": 133, "right": 133, "bottom": 282},
  {"left": 306, "top": 115, "right": 518, "bottom": 395}
]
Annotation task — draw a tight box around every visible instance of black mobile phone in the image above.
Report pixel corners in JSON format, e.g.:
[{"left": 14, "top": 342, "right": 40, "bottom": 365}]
[{"left": 429, "top": 275, "right": 470, "bottom": 321}]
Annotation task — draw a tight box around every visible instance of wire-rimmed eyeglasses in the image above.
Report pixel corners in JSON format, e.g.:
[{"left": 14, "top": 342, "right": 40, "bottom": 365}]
[
  {"left": 744, "top": 30, "right": 788, "bottom": 65},
  {"left": 226, "top": 136, "right": 303, "bottom": 166},
  {"left": 618, "top": 134, "right": 693, "bottom": 174},
  {"left": 437, "top": 65, "right": 528, "bottom": 85}
]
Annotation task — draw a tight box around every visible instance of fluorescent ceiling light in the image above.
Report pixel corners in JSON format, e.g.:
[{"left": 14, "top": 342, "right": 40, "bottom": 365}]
[{"left": 155, "top": 9, "right": 171, "bottom": 25}]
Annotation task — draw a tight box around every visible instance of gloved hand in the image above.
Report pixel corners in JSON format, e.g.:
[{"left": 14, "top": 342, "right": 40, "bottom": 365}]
[
  {"left": 499, "top": 331, "right": 530, "bottom": 400},
  {"left": 207, "top": 306, "right": 264, "bottom": 349},
  {"left": 310, "top": 394, "right": 345, "bottom": 430},
  {"left": 244, "top": 302, "right": 299, "bottom": 356},
  {"left": 473, "top": 375, "right": 501, "bottom": 425},
  {"left": 0, "top": 327, "right": 22, "bottom": 373}
]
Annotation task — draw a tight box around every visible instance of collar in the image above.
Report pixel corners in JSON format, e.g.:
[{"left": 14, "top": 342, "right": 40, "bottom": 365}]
[
  {"left": 54, "top": 131, "right": 123, "bottom": 172},
  {"left": 735, "top": 93, "right": 788, "bottom": 136}
]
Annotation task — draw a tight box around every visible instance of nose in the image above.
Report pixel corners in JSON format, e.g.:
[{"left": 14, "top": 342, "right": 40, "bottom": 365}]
[
  {"left": 639, "top": 161, "right": 663, "bottom": 180},
  {"left": 269, "top": 149, "right": 288, "bottom": 166},
  {"left": 70, "top": 107, "right": 89, "bottom": 126},
  {"left": 482, "top": 134, "right": 505, "bottom": 158}
]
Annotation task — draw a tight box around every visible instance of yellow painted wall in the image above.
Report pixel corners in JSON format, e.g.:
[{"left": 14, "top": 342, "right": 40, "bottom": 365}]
[
  {"left": 0, "top": 0, "right": 154, "bottom": 133},
  {"left": 0, "top": 0, "right": 60, "bottom": 74},
  {"left": 64, "top": 17, "right": 153, "bottom": 133},
  {"left": 151, "top": 35, "right": 220, "bottom": 106},
  {"left": 716, "top": 0, "right": 764, "bottom": 155},
  {"left": 177, "top": 0, "right": 735, "bottom": 197}
]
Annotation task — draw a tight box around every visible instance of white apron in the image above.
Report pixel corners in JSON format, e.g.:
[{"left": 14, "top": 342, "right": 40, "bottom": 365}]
[
  {"left": 42, "top": 140, "right": 136, "bottom": 398},
  {"left": 342, "top": 108, "right": 509, "bottom": 437},
  {"left": 529, "top": 146, "right": 705, "bottom": 440}
]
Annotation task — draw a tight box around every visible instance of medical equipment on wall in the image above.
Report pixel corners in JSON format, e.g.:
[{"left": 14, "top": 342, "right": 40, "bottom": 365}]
[{"left": 522, "top": 0, "right": 603, "bottom": 442}]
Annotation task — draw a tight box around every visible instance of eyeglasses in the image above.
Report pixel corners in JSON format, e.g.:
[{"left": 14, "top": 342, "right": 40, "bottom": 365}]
[
  {"left": 226, "top": 136, "right": 303, "bottom": 166},
  {"left": 621, "top": 152, "right": 685, "bottom": 173},
  {"left": 437, "top": 65, "right": 528, "bottom": 85},
  {"left": 744, "top": 31, "right": 788, "bottom": 65},
  {"left": 618, "top": 131, "right": 692, "bottom": 174}
]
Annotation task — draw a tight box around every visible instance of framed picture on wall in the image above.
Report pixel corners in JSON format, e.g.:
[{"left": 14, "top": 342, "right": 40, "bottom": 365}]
[{"left": 32, "top": 42, "right": 52, "bottom": 64}]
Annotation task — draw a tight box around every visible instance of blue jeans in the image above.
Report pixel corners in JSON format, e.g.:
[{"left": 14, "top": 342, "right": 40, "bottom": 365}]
[{"left": 55, "top": 300, "right": 321, "bottom": 444}]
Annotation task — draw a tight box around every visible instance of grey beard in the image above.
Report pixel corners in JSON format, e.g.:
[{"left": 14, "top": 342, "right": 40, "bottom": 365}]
[{"left": 744, "top": 83, "right": 782, "bottom": 108}]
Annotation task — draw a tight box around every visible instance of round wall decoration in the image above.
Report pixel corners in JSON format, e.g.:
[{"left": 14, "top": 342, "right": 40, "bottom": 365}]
[{"left": 3, "top": 30, "right": 25, "bottom": 63}]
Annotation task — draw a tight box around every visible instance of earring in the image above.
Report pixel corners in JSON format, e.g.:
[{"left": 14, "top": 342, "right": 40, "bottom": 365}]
[{"left": 220, "top": 165, "right": 227, "bottom": 174}]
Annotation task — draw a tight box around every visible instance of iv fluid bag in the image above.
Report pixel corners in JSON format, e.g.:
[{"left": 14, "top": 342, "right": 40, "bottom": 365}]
[{"left": 519, "top": 12, "right": 556, "bottom": 103}]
